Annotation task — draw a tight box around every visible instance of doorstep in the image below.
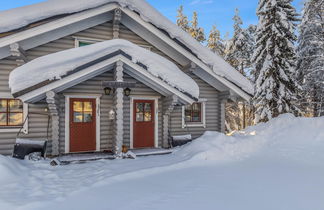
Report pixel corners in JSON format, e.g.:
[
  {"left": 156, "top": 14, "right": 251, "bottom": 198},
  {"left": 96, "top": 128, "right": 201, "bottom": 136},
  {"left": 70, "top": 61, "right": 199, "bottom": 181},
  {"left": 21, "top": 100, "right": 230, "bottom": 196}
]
[
  {"left": 56, "top": 151, "right": 115, "bottom": 165},
  {"left": 130, "top": 148, "right": 173, "bottom": 156}
]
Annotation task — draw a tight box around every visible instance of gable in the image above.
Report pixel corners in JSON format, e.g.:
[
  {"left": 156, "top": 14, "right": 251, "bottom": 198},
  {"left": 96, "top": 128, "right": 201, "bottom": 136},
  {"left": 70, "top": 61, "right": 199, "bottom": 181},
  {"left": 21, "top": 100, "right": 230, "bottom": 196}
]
[
  {"left": 0, "top": 1, "right": 253, "bottom": 100},
  {"left": 24, "top": 20, "right": 180, "bottom": 67}
]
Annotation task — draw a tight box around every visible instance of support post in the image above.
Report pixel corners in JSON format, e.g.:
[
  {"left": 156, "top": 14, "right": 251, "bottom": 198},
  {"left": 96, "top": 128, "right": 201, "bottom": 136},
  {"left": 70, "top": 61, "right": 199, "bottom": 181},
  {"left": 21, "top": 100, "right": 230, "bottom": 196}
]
[
  {"left": 46, "top": 91, "right": 59, "bottom": 156},
  {"left": 113, "top": 61, "right": 124, "bottom": 154},
  {"left": 113, "top": 8, "right": 122, "bottom": 39},
  {"left": 219, "top": 91, "right": 230, "bottom": 134},
  {"left": 162, "top": 95, "right": 179, "bottom": 148},
  {"left": 10, "top": 43, "right": 28, "bottom": 66}
]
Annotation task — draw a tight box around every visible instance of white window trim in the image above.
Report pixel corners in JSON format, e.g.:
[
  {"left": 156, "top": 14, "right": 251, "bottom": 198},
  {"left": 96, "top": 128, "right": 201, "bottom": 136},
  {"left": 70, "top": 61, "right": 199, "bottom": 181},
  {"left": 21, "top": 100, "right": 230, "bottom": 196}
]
[
  {"left": 0, "top": 93, "right": 28, "bottom": 134},
  {"left": 64, "top": 94, "right": 101, "bottom": 153},
  {"left": 74, "top": 37, "right": 105, "bottom": 47},
  {"left": 130, "top": 96, "right": 160, "bottom": 149},
  {"left": 138, "top": 44, "right": 152, "bottom": 51},
  {"left": 182, "top": 99, "right": 207, "bottom": 129}
]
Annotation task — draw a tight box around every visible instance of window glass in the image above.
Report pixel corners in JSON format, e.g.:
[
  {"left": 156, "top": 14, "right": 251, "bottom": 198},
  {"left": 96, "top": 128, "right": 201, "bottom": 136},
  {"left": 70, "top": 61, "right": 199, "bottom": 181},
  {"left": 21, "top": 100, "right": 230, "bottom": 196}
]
[
  {"left": 73, "top": 101, "right": 93, "bottom": 123},
  {"left": 0, "top": 100, "right": 7, "bottom": 112},
  {"left": 0, "top": 113, "right": 7, "bottom": 126},
  {"left": 73, "top": 101, "right": 83, "bottom": 123},
  {"left": 0, "top": 99, "right": 23, "bottom": 126},
  {"left": 9, "top": 100, "right": 23, "bottom": 112},
  {"left": 83, "top": 102, "right": 93, "bottom": 123},
  {"left": 136, "top": 103, "right": 144, "bottom": 122},
  {"left": 184, "top": 103, "right": 202, "bottom": 123},
  {"left": 9, "top": 113, "right": 23, "bottom": 126},
  {"left": 144, "top": 103, "right": 152, "bottom": 122},
  {"left": 78, "top": 41, "right": 92, "bottom": 47}
]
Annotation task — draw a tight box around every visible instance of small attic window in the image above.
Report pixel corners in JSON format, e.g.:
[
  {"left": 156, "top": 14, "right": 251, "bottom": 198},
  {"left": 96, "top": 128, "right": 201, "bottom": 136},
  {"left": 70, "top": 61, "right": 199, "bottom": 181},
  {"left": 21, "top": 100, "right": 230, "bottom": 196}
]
[
  {"left": 74, "top": 37, "right": 104, "bottom": 48},
  {"left": 78, "top": 41, "right": 92, "bottom": 47}
]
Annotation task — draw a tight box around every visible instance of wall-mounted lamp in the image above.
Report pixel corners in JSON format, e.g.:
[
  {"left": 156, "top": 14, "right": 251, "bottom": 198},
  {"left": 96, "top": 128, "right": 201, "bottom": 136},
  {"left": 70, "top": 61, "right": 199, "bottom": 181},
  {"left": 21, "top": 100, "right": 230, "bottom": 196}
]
[
  {"left": 108, "top": 109, "right": 116, "bottom": 120},
  {"left": 123, "top": 87, "right": 131, "bottom": 97},
  {"left": 104, "top": 87, "right": 112, "bottom": 95}
]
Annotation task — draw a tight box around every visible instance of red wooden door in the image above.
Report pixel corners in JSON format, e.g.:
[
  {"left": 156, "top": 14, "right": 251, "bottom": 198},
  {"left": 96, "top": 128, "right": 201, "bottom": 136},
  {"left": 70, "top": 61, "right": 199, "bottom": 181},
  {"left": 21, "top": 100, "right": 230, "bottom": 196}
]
[
  {"left": 70, "top": 98, "right": 96, "bottom": 152},
  {"left": 133, "top": 100, "right": 155, "bottom": 148}
]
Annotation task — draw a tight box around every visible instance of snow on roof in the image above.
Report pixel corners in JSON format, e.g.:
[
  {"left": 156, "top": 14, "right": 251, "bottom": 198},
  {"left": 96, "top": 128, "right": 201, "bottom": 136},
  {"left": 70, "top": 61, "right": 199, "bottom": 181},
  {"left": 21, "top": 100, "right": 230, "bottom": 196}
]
[
  {"left": 0, "top": 0, "right": 253, "bottom": 95},
  {"left": 9, "top": 39, "right": 199, "bottom": 98}
]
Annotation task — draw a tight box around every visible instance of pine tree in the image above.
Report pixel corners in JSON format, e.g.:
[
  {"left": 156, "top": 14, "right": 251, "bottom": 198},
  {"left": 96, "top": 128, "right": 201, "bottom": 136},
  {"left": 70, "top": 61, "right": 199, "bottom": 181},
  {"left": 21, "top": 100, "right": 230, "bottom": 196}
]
[
  {"left": 296, "top": 0, "right": 324, "bottom": 117},
  {"left": 176, "top": 5, "right": 190, "bottom": 32},
  {"left": 189, "top": 11, "right": 206, "bottom": 42},
  {"left": 253, "top": 0, "right": 300, "bottom": 122},
  {"left": 207, "top": 25, "right": 225, "bottom": 57}
]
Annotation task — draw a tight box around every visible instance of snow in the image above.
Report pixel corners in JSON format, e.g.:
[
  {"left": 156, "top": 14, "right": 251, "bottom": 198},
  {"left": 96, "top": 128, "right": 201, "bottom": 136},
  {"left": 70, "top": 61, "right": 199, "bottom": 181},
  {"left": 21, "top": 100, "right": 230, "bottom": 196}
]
[
  {"left": 172, "top": 134, "right": 192, "bottom": 141},
  {"left": 16, "top": 139, "right": 46, "bottom": 146},
  {"left": 0, "top": 114, "right": 324, "bottom": 209},
  {"left": 9, "top": 39, "right": 199, "bottom": 99},
  {"left": 0, "top": 0, "right": 253, "bottom": 95}
]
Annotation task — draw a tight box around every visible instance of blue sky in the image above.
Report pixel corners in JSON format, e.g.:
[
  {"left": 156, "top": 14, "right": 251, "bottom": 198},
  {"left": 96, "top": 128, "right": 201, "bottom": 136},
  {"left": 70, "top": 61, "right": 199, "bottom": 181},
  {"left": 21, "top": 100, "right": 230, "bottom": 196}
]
[{"left": 0, "top": 0, "right": 303, "bottom": 38}]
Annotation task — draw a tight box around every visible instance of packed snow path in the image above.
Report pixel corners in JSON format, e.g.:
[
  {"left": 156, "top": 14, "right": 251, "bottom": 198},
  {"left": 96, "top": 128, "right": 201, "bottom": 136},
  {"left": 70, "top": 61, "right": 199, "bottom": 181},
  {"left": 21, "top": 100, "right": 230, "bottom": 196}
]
[{"left": 0, "top": 114, "right": 323, "bottom": 210}]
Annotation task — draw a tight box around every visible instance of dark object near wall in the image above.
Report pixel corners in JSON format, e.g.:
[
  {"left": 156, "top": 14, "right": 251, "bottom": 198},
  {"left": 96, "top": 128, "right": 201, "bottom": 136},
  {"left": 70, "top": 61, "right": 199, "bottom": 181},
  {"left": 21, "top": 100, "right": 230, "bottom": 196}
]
[
  {"left": 12, "top": 139, "right": 47, "bottom": 160},
  {"left": 171, "top": 134, "right": 192, "bottom": 147}
]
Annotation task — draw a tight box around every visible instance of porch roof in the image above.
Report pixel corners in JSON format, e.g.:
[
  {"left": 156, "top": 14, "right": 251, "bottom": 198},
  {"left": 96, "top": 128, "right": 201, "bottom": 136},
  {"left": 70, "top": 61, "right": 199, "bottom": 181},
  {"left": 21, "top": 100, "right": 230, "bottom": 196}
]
[{"left": 9, "top": 39, "right": 199, "bottom": 104}]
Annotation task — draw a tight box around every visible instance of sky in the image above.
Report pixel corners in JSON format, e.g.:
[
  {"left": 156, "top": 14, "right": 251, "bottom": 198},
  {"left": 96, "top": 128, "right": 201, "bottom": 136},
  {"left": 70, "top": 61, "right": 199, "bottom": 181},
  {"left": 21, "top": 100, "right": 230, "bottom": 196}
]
[{"left": 0, "top": 0, "right": 304, "bottom": 38}]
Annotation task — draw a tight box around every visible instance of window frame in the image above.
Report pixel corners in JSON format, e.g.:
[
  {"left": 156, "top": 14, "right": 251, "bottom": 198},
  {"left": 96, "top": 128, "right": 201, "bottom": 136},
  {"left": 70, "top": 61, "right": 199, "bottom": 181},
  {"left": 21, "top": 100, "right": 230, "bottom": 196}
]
[
  {"left": 0, "top": 94, "right": 28, "bottom": 133},
  {"left": 74, "top": 37, "right": 104, "bottom": 48},
  {"left": 0, "top": 99, "right": 24, "bottom": 126},
  {"left": 182, "top": 99, "right": 206, "bottom": 128}
]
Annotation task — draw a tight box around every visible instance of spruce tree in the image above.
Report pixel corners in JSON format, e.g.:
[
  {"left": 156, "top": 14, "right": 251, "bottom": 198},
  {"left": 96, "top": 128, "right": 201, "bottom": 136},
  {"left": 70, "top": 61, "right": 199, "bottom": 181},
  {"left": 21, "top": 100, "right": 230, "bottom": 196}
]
[
  {"left": 189, "top": 11, "right": 206, "bottom": 42},
  {"left": 226, "top": 9, "right": 256, "bottom": 76},
  {"left": 253, "top": 0, "right": 300, "bottom": 122},
  {"left": 226, "top": 8, "right": 244, "bottom": 72},
  {"left": 244, "top": 24, "right": 257, "bottom": 79},
  {"left": 176, "top": 5, "right": 190, "bottom": 32},
  {"left": 296, "top": 0, "right": 324, "bottom": 116},
  {"left": 207, "top": 25, "right": 225, "bottom": 57}
]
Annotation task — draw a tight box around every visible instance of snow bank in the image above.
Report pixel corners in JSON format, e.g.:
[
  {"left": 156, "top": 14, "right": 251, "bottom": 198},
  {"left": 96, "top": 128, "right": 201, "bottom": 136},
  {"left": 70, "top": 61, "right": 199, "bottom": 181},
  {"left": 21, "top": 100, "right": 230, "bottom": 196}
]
[
  {"left": 0, "top": 155, "right": 27, "bottom": 184},
  {"left": 175, "top": 114, "right": 324, "bottom": 164},
  {"left": 9, "top": 39, "right": 199, "bottom": 98},
  {"left": 0, "top": 0, "right": 253, "bottom": 95},
  {"left": 0, "top": 114, "right": 323, "bottom": 210}
]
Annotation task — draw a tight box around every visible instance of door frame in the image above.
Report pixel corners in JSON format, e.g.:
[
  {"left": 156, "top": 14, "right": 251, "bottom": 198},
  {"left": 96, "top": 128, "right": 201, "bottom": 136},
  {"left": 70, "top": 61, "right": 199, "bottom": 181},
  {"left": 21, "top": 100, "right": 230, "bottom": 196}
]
[
  {"left": 130, "top": 96, "right": 159, "bottom": 149},
  {"left": 64, "top": 94, "right": 101, "bottom": 153}
]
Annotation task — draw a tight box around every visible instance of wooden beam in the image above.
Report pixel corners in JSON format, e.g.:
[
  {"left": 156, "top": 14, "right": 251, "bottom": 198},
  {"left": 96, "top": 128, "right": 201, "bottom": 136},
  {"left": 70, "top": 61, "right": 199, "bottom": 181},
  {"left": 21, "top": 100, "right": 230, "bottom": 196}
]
[
  {"left": 113, "top": 61, "right": 124, "bottom": 155},
  {"left": 46, "top": 91, "right": 59, "bottom": 156},
  {"left": 162, "top": 95, "right": 179, "bottom": 147},
  {"left": 102, "top": 81, "right": 136, "bottom": 88},
  {"left": 10, "top": 43, "right": 28, "bottom": 65},
  {"left": 113, "top": 8, "right": 122, "bottom": 39}
]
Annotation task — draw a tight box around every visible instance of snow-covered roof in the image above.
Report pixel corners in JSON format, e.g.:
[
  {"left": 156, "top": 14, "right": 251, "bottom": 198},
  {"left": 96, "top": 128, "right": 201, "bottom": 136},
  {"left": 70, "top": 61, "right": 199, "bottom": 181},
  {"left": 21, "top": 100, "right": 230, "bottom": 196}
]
[
  {"left": 9, "top": 39, "right": 199, "bottom": 99},
  {"left": 0, "top": 0, "right": 253, "bottom": 96}
]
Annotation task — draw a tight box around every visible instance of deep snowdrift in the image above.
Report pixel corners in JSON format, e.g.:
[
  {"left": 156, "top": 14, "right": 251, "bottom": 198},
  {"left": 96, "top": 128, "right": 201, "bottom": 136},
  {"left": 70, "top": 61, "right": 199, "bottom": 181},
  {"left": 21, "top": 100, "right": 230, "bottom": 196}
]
[
  {"left": 0, "top": 114, "right": 323, "bottom": 210},
  {"left": 176, "top": 114, "right": 324, "bottom": 164}
]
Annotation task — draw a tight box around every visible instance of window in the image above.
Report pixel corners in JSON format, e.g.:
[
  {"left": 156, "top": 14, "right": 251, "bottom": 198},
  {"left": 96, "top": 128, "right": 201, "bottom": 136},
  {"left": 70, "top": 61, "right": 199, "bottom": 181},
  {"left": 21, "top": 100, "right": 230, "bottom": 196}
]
[
  {"left": 74, "top": 37, "right": 103, "bottom": 48},
  {"left": 73, "top": 101, "right": 93, "bottom": 123},
  {"left": 78, "top": 41, "right": 93, "bottom": 47},
  {"left": 184, "top": 103, "right": 202, "bottom": 122},
  {"left": 0, "top": 99, "right": 23, "bottom": 126},
  {"left": 182, "top": 101, "right": 206, "bottom": 128},
  {"left": 135, "top": 102, "right": 152, "bottom": 122}
]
